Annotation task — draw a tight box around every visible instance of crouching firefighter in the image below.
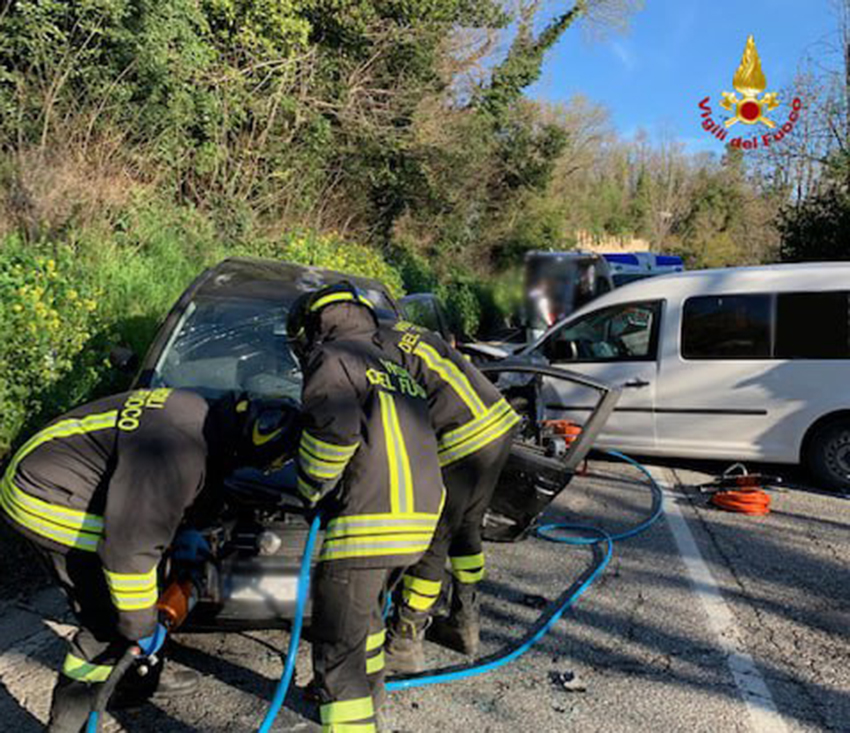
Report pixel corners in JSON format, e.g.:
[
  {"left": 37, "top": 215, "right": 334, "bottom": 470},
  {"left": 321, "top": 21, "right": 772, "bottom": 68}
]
[
  {"left": 0, "top": 388, "right": 295, "bottom": 732},
  {"left": 382, "top": 321, "right": 520, "bottom": 672},
  {"left": 287, "top": 284, "right": 445, "bottom": 732}
]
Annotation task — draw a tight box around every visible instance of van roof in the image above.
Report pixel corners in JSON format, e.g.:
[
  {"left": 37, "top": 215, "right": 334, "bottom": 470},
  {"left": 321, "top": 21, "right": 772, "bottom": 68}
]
[
  {"left": 590, "top": 262, "right": 850, "bottom": 306},
  {"left": 523, "top": 262, "right": 850, "bottom": 353},
  {"left": 551, "top": 260, "right": 845, "bottom": 322}
]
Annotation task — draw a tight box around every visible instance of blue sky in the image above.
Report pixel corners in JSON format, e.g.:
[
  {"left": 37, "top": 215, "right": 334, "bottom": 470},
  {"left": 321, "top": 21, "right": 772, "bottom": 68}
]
[{"left": 528, "top": 0, "right": 840, "bottom": 153}]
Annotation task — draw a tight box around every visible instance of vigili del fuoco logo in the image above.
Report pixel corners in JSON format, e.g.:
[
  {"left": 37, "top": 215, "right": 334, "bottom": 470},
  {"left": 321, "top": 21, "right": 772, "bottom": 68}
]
[{"left": 698, "top": 35, "right": 802, "bottom": 150}]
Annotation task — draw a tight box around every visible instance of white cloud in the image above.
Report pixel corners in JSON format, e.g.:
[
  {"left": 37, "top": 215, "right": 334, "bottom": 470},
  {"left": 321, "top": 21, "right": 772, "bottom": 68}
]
[{"left": 609, "top": 40, "right": 636, "bottom": 71}]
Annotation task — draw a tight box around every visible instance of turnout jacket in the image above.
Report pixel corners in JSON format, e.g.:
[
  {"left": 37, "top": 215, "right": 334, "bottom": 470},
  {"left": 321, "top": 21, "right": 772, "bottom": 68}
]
[
  {"left": 1, "top": 389, "right": 210, "bottom": 640},
  {"left": 381, "top": 321, "right": 520, "bottom": 467},
  {"left": 295, "top": 303, "right": 445, "bottom": 568}
]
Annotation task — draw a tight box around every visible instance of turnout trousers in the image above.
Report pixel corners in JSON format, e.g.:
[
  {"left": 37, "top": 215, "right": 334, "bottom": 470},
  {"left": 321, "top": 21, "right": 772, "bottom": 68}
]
[
  {"left": 400, "top": 428, "right": 516, "bottom": 612},
  {"left": 24, "top": 543, "right": 133, "bottom": 733},
  {"left": 311, "top": 563, "right": 401, "bottom": 732},
  {"left": 25, "top": 540, "right": 157, "bottom": 733}
]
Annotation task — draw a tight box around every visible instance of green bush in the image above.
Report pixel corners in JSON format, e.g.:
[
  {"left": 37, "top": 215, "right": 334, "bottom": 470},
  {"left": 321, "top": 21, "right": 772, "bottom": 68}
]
[
  {"left": 0, "top": 240, "right": 103, "bottom": 451},
  {"left": 246, "top": 231, "right": 406, "bottom": 297},
  {"left": 0, "top": 204, "right": 406, "bottom": 454}
]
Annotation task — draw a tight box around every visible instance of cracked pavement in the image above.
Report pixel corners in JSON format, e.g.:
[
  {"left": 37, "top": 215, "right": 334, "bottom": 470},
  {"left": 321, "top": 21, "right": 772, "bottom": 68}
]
[{"left": 0, "top": 459, "right": 847, "bottom": 732}]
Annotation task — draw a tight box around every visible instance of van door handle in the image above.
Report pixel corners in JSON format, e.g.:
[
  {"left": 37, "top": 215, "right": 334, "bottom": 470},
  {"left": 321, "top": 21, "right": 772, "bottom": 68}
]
[{"left": 623, "top": 378, "right": 650, "bottom": 389}]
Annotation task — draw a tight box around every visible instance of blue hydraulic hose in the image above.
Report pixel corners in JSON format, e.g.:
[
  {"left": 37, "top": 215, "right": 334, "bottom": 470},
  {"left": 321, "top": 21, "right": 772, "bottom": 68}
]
[
  {"left": 537, "top": 449, "right": 665, "bottom": 545},
  {"left": 386, "top": 449, "right": 664, "bottom": 692},
  {"left": 258, "top": 449, "right": 664, "bottom": 727},
  {"left": 257, "top": 513, "right": 322, "bottom": 733}
]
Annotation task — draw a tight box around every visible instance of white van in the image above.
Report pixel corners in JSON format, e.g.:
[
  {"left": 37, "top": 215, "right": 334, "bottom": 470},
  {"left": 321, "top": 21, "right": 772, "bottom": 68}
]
[{"left": 522, "top": 263, "right": 850, "bottom": 489}]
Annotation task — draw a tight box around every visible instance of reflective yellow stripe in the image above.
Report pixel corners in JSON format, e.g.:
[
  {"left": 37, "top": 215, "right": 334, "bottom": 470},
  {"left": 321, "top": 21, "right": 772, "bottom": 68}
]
[
  {"left": 320, "top": 696, "right": 375, "bottom": 724},
  {"left": 1, "top": 477, "right": 103, "bottom": 533},
  {"left": 297, "top": 477, "right": 322, "bottom": 503},
  {"left": 299, "top": 447, "right": 349, "bottom": 481},
  {"left": 414, "top": 342, "right": 486, "bottom": 417},
  {"left": 319, "top": 536, "right": 432, "bottom": 561},
  {"left": 402, "top": 574, "right": 442, "bottom": 607},
  {"left": 366, "top": 650, "right": 385, "bottom": 675},
  {"left": 451, "top": 553, "right": 485, "bottom": 570},
  {"left": 0, "top": 479, "right": 101, "bottom": 552},
  {"left": 7, "top": 411, "right": 119, "bottom": 475},
  {"left": 379, "top": 392, "right": 414, "bottom": 514},
  {"left": 326, "top": 511, "right": 441, "bottom": 526},
  {"left": 438, "top": 408, "right": 519, "bottom": 468},
  {"left": 451, "top": 553, "right": 485, "bottom": 584},
  {"left": 403, "top": 575, "right": 442, "bottom": 595},
  {"left": 439, "top": 399, "right": 513, "bottom": 452},
  {"left": 301, "top": 432, "right": 359, "bottom": 461},
  {"left": 366, "top": 629, "right": 386, "bottom": 652},
  {"left": 403, "top": 587, "right": 440, "bottom": 611},
  {"left": 324, "top": 521, "right": 439, "bottom": 540},
  {"left": 322, "top": 724, "right": 377, "bottom": 732},
  {"left": 62, "top": 652, "right": 113, "bottom": 682},
  {"left": 104, "top": 567, "right": 158, "bottom": 612},
  {"left": 453, "top": 567, "right": 485, "bottom": 583},
  {"left": 0, "top": 410, "right": 117, "bottom": 551},
  {"left": 311, "top": 292, "right": 374, "bottom": 312}
]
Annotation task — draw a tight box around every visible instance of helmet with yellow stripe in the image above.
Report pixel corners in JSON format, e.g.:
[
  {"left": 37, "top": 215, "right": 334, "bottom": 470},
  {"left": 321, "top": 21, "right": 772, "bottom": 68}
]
[{"left": 286, "top": 282, "right": 377, "bottom": 357}]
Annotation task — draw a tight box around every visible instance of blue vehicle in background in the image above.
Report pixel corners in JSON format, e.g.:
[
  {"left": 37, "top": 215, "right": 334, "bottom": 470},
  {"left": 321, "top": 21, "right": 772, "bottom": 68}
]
[{"left": 602, "top": 252, "right": 685, "bottom": 288}]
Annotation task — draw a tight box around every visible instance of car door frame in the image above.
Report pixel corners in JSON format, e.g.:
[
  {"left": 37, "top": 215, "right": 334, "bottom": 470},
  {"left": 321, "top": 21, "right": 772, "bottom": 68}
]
[{"left": 526, "top": 298, "right": 665, "bottom": 453}]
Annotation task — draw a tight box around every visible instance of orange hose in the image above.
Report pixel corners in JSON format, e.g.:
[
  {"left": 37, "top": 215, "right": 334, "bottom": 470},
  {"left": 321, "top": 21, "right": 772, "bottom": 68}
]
[{"left": 709, "top": 488, "right": 771, "bottom": 515}]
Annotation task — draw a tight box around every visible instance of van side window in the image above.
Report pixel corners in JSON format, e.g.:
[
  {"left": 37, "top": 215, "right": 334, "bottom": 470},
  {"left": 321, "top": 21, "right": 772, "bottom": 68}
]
[
  {"left": 776, "top": 292, "right": 850, "bottom": 359},
  {"left": 682, "top": 295, "right": 771, "bottom": 359},
  {"left": 543, "top": 301, "right": 661, "bottom": 362}
]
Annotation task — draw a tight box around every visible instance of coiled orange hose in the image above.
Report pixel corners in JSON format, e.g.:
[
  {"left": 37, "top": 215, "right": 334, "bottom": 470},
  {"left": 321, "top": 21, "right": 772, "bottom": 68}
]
[{"left": 709, "top": 488, "right": 771, "bottom": 515}]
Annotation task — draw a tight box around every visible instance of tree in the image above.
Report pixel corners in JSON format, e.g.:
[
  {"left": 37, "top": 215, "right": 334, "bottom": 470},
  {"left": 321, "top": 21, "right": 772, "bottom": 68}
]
[{"left": 777, "top": 187, "right": 850, "bottom": 261}]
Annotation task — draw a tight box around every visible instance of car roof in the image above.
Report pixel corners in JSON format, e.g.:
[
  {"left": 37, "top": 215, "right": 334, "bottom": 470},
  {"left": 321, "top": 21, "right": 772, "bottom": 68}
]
[{"left": 191, "top": 257, "right": 398, "bottom": 312}]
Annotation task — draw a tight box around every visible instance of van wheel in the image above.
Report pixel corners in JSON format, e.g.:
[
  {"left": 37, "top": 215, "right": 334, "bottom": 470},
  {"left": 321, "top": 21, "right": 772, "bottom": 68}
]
[{"left": 807, "top": 420, "right": 850, "bottom": 491}]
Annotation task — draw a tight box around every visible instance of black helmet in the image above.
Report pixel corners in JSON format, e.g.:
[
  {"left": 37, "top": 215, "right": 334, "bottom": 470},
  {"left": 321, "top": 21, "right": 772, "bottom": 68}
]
[
  {"left": 286, "top": 282, "right": 376, "bottom": 356},
  {"left": 236, "top": 396, "right": 300, "bottom": 471}
]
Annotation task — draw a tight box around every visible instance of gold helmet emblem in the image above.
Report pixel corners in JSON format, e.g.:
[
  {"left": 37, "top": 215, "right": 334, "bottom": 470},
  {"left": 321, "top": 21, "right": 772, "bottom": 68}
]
[{"left": 720, "top": 35, "right": 780, "bottom": 128}]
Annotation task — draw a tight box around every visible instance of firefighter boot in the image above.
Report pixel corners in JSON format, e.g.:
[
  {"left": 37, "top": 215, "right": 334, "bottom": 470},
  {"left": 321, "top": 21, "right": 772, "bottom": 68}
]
[
  {"left": 384, "top": 607, "right": 429, "bottom": 674},
  {"left": 428, "top": 582, "right": 480, "bottom": 656},
  {"left": 111, "top": 660, "right": 199, "bottom": 709},
  {"left": 47, "top": 675, "right": 98, "bottom": 733}
]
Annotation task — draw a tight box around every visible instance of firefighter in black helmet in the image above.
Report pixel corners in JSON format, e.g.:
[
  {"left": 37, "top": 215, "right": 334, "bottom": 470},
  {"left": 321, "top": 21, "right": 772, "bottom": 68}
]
[
  {"left": 0, "top": 388, "right": 296, "bottom": 732},
  {"left": 381, "top": 320, "right": 520, "bottom": 672},
  {"left": 287, "top": 283, "right": 444, "bottom": 732}
]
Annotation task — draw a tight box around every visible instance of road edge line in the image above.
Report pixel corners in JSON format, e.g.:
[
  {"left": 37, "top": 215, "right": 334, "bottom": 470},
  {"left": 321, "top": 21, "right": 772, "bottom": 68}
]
[{"left": 649, "top": 466, "right": 789, "bottom": 733}]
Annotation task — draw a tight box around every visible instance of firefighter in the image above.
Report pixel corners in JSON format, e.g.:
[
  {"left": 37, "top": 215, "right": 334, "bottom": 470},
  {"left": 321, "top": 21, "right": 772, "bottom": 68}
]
[
  {"left": 381, "top": 320, "right": 520, "bottom": 673},
  {"left": 0, "top": 387, "right": 294, "bottom": 732},
  {"left": 287, "top": 284, "right": 444, "bottom": 732}
]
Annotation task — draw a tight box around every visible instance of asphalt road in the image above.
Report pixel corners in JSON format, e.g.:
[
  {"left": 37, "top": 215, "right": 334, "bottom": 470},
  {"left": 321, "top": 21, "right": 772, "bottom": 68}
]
[{"left": 0, "top": 459, "right": 847, "bottom": 732}]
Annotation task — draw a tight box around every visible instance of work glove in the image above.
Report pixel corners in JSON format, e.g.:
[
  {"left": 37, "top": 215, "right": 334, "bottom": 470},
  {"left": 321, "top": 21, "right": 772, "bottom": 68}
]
[
  {"left": 171, "top": 528, "right": 211, "bottom": 563},
  {"left": 137, "top": 623, "right": 168, "bottom": 658}
]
